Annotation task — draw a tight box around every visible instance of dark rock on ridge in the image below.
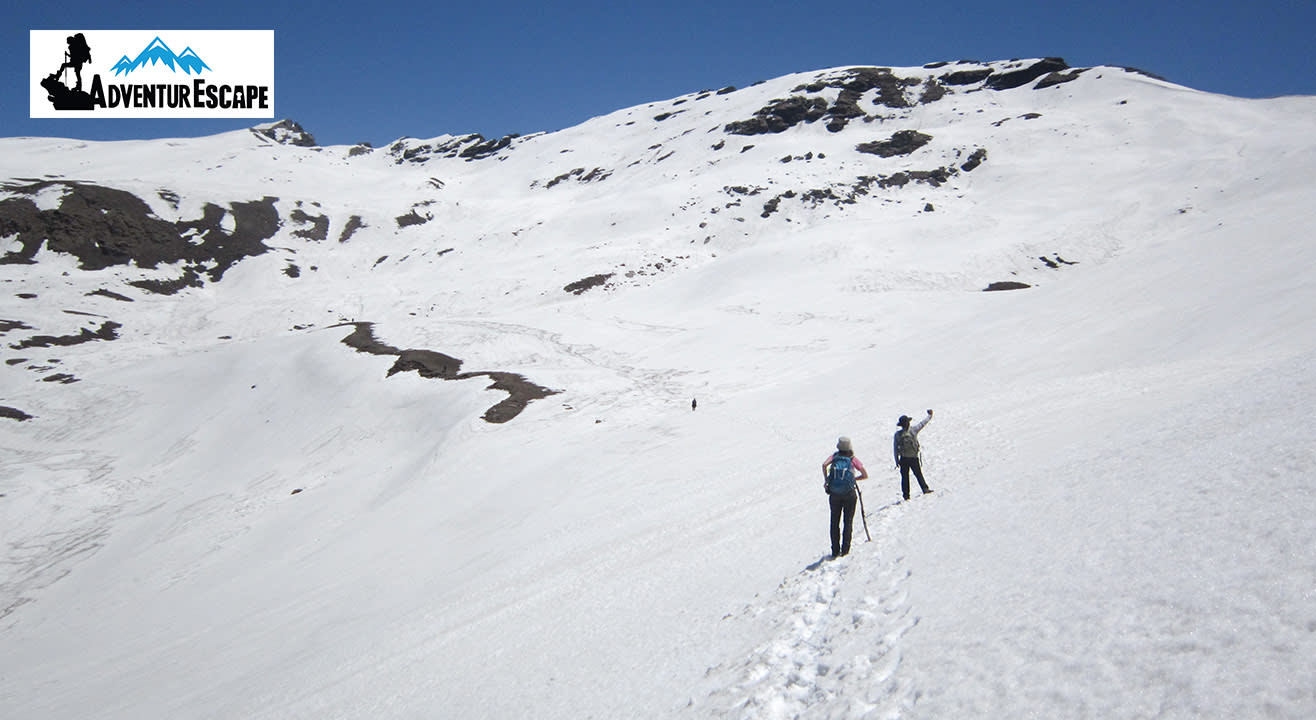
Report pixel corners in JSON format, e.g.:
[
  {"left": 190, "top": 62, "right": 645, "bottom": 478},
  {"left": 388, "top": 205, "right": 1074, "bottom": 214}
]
[
  {"left": 722, "top": 58, "right": 1095, "bottom": 137},
  {"left": 460, "top": 135, "right": 517, "bottom": 160},
  {"left": 725, "top": 96, "right": 829, "bottom": 135},
  {"left": 940, "top": 68, "right": 993, "bottom": 86},
  {"left": 251, "top": 119, "right": 317, "bottom": 147},
  {"left": 389, "top": 133, "right": 519, "bottom": 164},
  {"left": 984, "top": 58, "right": 1072, "bottom": 90},
  {"left": 1035, "top": 69, "right": 1088, "bottom": 89},
  {"left": 727, "top": 66, "right": 933, "bottom": 135},
  {"left": 796, "top": 67, "right": 918, "bottom": 110},
  {"left": 1119, "top": 66, "right": 1169, "bottom": 82},
  {"left": 935, "top": 58, "right": 1078, "bottom": 91},
  {"left": 856, "top": 130, "right": 933, "bottom": 158}
]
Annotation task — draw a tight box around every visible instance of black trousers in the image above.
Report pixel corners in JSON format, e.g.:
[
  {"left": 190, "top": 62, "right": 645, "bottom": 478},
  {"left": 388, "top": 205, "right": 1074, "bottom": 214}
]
[
  {"left": 899, "top": 457, "right": 930, "bottom": 499},
  {"left": 828, "top": 491, "right": 857, "bottom": 556}
]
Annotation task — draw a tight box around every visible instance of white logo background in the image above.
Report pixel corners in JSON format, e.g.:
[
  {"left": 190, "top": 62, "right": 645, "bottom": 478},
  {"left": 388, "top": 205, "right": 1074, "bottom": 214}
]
[{"left": 30, "top": 30, "right": 274, "bottom": 119}]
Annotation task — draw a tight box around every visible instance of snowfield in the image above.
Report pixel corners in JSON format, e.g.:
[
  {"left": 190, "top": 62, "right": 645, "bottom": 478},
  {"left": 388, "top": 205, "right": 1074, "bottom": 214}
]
[{"left": 2, "top": 59, "right": 1314, "bottom": 719}]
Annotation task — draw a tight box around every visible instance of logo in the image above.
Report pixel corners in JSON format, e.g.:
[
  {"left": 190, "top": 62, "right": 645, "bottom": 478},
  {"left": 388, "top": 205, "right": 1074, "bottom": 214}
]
[
  {"left": 30, "top": 30, "right": 274, "bottom": 119},
  {"left": 112, "top": 37, "right": 212, "bottom": 76}
]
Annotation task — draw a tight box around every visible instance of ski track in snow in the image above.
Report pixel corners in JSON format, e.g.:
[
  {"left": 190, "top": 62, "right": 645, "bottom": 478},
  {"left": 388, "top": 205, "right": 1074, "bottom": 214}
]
[
  {"left": 692, "top": 501, "right": 921, "bottom": 719},
  {"left": 0, "top": 445, "right": 121, "bottom": 627}
]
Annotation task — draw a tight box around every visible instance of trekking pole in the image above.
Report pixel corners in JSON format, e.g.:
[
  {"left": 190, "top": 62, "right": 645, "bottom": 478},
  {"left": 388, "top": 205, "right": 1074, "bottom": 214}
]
[{"left": 857, "top": 486, "right": 872, "bottom": 542}]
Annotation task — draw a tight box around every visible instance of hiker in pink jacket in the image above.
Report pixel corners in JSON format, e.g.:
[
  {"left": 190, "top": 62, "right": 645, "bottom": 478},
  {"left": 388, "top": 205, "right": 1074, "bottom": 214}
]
[{"left": 822, "top": 436, "right": 868, "bottom": 557}]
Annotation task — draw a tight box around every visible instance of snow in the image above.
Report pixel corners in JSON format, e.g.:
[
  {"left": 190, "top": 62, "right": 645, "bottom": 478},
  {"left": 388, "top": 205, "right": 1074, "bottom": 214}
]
[{"left": 2, "top": 60, "right": 1314, "bottom": 718}]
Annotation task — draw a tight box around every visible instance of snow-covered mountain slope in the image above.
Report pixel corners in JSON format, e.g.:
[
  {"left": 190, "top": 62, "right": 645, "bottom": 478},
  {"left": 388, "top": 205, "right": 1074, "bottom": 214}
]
[{"left": 2, "top": 58, "right": 1314, "bottom": 719}]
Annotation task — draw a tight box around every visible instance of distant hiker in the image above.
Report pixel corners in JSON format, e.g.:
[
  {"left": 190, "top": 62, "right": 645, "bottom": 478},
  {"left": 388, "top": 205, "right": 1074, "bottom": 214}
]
[
  {"left": 53, "top": 33, "right": 93, "bottom": 91},
  {"left": 691, "top": 398, "right": 697, "bottom": 411},
  {"left": 822, "top": 436, "right": 869, "bottom": 558},
  {"left": 894, "top": 410, "right": 934, "bottom": 500}
]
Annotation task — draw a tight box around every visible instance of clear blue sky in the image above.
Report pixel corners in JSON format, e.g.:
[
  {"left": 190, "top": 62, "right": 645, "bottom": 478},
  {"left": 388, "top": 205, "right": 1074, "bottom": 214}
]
[{"left": 5, "top": 0, "right": 1314, "bottom": 146}]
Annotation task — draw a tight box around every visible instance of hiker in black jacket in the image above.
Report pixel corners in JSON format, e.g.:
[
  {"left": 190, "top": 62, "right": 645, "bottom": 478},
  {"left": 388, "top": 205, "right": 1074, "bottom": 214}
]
[{"left": 894, "top": 410, "right": 934, "bottom": 501}]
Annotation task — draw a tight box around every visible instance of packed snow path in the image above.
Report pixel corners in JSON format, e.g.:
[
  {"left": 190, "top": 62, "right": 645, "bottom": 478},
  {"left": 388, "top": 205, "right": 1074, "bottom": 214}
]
[{"left": 689, "top": 499, "right": 922, "bottom": 719}]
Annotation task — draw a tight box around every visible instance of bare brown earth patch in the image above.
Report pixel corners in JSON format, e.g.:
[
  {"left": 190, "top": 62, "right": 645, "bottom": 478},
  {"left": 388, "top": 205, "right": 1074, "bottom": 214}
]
[
  {"left": 9, "top": 321, "right": 121, "bottom": 350},
  {"left": 984, "top": 281, "right": 1032, "bottom": 291},
  {"left": 0, "top": 406, "right": 33, "bottom": 422},
  {"left": 564, "top": 273, "right": 614, "bottom": 295},
  {"left": 336, "top": 322, "right": 558, "bottom": 424}
]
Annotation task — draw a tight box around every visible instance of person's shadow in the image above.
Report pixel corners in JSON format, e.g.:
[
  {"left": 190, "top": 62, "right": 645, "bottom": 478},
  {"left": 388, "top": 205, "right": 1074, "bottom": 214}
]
[{"left": 804, "top": 554, "right": 835, "bottom": 571}]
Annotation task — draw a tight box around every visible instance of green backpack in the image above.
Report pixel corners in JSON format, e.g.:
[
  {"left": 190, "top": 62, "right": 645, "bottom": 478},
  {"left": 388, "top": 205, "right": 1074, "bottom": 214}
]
[{"left": 898, "top": 429, "right": 919, "bottom": 458}]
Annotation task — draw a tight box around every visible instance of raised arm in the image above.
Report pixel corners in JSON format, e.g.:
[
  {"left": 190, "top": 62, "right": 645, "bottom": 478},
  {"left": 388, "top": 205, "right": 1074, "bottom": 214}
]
[{"left": 912, "top": 409, "right": 933, "bottom": 435}]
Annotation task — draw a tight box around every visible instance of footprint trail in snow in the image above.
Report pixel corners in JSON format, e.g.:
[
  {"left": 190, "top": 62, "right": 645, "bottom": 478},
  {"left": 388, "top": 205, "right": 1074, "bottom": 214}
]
[{"left": 692, "top": 502, "right": 920, "bottom": 718}]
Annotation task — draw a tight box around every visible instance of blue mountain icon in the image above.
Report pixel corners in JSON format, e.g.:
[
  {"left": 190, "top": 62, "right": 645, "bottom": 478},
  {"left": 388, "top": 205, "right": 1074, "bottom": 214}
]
[{"left": 111, "top": 37, "right": 212, "bottom": 76}]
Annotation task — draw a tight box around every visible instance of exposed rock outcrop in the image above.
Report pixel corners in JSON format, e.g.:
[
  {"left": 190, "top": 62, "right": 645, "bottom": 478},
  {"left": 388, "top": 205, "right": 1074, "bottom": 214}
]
[
  {"left": 856, "top": 130, "right": 933, "bottom": 158},
  {"left": 724, "top": 96, "right": 829, "bottom": 135},
  {"left": 251, "top": 119, "right": 318, "bottom": 147},
  {"left": 0, "top": 181, "right": 279, "bottom": 294}
]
